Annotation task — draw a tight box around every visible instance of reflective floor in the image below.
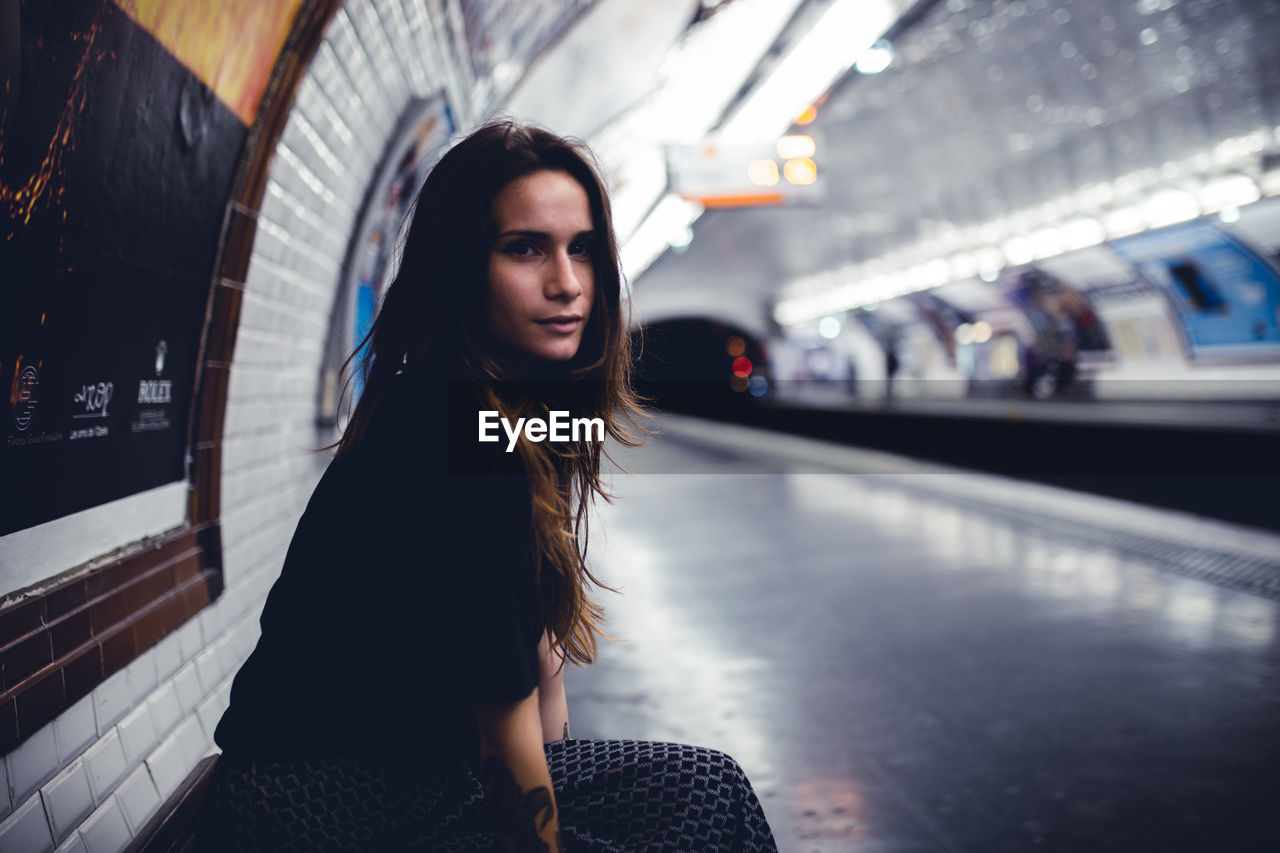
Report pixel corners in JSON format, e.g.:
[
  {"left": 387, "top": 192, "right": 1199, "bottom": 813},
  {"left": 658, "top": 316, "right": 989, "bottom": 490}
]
[{"left": 569, "top": 414, "right": 1280, "bottom": 853}]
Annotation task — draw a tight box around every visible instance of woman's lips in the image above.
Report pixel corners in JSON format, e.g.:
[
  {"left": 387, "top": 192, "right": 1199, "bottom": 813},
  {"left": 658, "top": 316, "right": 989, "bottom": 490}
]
[{"left": 535, "top": 315, "right": 582, "bottom": 333}]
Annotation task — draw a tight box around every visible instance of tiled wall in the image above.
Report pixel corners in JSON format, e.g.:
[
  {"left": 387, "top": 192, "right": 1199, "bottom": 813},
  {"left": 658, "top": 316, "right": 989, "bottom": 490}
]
[{"left": 0, "top": 2, "right": 481, "bottom": 849}]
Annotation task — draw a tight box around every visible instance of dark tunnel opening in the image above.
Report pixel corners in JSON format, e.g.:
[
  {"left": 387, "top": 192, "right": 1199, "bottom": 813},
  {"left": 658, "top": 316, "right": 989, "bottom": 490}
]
[{"left": 631, "top": 317, "right": 771, "bottom": 417}]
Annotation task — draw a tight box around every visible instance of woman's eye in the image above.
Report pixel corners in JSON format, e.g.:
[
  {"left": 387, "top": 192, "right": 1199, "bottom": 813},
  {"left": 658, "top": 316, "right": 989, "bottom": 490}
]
[
  {"left": 570, "top": 240, "right": 594, "bottom": 257},
  {"left": 503, "top": 240, "right": 537, "bottom": 257}
]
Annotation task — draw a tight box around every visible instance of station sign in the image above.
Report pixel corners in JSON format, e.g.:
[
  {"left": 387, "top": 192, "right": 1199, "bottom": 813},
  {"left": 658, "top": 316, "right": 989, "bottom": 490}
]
[{"left": 667, "top": 133, "right": 826, "bottom": 208}]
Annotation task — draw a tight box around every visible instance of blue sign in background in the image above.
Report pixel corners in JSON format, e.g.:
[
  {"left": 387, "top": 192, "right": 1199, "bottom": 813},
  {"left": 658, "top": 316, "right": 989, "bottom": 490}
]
[{"left": 1109, "top": 220, "right": 1280, "bottom": 360}]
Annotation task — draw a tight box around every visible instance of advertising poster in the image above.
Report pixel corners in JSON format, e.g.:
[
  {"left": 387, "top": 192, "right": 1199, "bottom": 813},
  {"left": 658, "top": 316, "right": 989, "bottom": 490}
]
[
  {"left": 347, "top": 105, "right": 454, "bottom": 401},
  {"left": 1002, "top": 267, "right": 1112, "bottom": 393},
  {"left": 1, "top": 0, "right": 301, "bottom": 536},
  {"left": 459, "top": 0, "right": 592, "bottom": 86},
  {"left": 1108, "top": 220, "right": 1280, "bottom": 361}
]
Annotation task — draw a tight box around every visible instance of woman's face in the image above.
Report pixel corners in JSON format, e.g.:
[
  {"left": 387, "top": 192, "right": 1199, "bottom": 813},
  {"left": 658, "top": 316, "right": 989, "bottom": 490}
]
[{"left": 487, "top": 169, "right": 597, "bottom": 364}]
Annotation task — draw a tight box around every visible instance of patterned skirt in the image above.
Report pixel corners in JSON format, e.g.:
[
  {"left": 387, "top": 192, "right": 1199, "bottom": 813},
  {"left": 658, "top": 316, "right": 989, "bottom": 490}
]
[{"left": 196, "top": 739, "right": 778, "bottom": 852}]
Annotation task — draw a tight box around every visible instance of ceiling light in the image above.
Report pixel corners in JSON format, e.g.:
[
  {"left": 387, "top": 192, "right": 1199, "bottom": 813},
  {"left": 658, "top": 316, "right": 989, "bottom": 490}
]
[
  {"left": 776, "top": 134, "right": 816, "bottom": 159},
  {"left": 747, "top": 159, "right": 780, "bottom": 186},
  {"left": 854, "top": 39, "right": 893, "bottom": 74},
  {"left": 948, "top": 252, "right": 979, "bottom": 280},
  {"left": 1142, "top": 189, "right": 1199, "bottom": 228},
  {"left": 720, "top": 0, "right": 896, "bottom": 141},
  {"left": 1198, "top": 174, "right": 1261, "bottom": 213},
  {"left": 1002, "top": 236, "right": 1035, "bottom": 266},
  {"left": 619, "top": 194, "right": 704, "bottom": 283},
  {"left": 783, "top": 157, "right": 818, "bottom": 185},
  {"left": 1029, "top": 227, "right": 1065, "bottom": 259},
  {"left": 1102, "top": 206, "right": 1146, "bottom": 239},
  {"left": 1061, "top": 217, "right": 1106, "bottom": 250}
]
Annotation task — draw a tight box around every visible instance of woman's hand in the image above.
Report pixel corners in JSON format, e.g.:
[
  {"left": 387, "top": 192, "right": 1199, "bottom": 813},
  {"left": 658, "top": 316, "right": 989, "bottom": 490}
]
[
  {"left": 476, "top": 689, "right": 563, "bottom": 852},
  {"left": 537, "top": 631, "right": 570, "bottom": 743}
]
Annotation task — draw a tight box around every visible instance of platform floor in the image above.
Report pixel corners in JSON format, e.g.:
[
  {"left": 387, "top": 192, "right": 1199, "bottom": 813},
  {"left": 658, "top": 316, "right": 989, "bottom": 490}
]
[
  {"left": 568, "top": 414, "right": 1280, "bottom": 853},
  {"left": 769, "top": 383, "right": 1280, "bottom": 431}
]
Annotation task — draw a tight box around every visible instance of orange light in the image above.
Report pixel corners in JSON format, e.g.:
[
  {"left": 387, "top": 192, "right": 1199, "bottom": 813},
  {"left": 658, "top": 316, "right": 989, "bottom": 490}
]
[
  {"left": 777, "top": 135, "right": 816, "bottom": 160},
  {"left": 732, "top": 356, "right": 753, "bottom": 378},
  {"left": 784, "top": 158, "right": 817, "bottom": 186},
  {"left": 747, "top": 159, "right": 780, "bottom": 187},
  {"left": 796, "top": 105, "right": 818, "bottom": 125},
  {"left": 726, "top": 336, "right": 746, "bottom": 357},
  {"left": 729, "top": 376, "right": 749, "bottom": 393},
  {"left": 689, "top": 192, "right": 786, "bottom": 208}
]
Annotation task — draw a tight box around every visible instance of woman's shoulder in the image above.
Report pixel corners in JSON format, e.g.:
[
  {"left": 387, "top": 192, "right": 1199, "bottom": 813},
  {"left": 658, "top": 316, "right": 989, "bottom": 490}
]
[
  {"left": 355, "top": 371, "right": 447, "bottom": 461},
  {"left": 356, "top": 371, "right": 523, "bottom": 478}
]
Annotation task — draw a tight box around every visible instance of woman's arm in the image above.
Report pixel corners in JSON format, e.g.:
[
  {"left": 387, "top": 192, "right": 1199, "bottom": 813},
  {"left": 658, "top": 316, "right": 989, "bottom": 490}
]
[
  {"left": 476, "top": 689, "right": 562, "bottom": 853},
  {"left": 537, "top": 631, "right": 570, "bottom": 743}
]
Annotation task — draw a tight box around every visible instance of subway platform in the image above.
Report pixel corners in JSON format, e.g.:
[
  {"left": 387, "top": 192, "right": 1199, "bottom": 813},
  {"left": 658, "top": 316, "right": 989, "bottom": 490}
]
[{"left": 570, "top": 414, "right": 1280, "bottom": 853}]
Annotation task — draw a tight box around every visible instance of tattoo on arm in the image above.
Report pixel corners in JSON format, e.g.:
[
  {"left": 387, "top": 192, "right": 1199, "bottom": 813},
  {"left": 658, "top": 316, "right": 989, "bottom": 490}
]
[
  {"left": 562, "top": 722, "right": 570, "bottom": 741},
  {"left": 481, "top": 755, "right": 561, "bottom": 852}
]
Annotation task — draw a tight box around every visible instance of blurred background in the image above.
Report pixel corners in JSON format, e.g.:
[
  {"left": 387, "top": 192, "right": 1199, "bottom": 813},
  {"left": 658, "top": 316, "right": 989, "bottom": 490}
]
[{"left": 2, "top": 1, "right": 1278, "bottom": 851}]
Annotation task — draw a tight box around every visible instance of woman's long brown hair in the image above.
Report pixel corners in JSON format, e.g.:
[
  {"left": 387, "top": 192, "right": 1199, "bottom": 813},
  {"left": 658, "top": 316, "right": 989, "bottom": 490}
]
[{"left": 333, "top": 120, "right": 646, "bottom": 666}]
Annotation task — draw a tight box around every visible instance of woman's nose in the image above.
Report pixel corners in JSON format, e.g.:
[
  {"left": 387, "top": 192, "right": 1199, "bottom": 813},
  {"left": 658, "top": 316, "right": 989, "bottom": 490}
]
[{"left": 544, "top": 250, "right": 583, "bottom": 299}]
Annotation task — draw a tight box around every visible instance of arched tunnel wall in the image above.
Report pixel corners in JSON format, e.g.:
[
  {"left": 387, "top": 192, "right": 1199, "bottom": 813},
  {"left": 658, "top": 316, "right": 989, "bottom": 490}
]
[
  {"left": 0, "top": 1, "right": 589, "bottom": 848},
  {"left": 3, "top": 0, "right": 1279, "bottom": 848}
]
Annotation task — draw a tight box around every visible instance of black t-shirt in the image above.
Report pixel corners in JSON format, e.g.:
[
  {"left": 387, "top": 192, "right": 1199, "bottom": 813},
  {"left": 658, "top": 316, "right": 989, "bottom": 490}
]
[{"left": 213, "top": 373, "right": 542, "bottom": 766}]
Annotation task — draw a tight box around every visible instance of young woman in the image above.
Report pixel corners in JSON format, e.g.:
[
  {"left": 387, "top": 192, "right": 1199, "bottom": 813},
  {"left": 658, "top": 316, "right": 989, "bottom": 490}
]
[{"left": 199, "top": 120, "right": 777, "bottom": 852}]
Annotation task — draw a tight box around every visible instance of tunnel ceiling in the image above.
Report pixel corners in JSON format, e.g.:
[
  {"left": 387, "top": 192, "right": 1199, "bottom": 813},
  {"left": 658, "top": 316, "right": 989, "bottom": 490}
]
[{"left": 633, "top": 0, "right": 1280, "bottom": 325}]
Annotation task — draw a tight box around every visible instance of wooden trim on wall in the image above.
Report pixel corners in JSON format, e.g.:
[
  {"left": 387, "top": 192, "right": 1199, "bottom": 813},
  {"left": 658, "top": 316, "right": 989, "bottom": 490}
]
[
  {"left": 0, "top": 530, "right": 212, "bottom": 753},
  {"left": 191, "top": 0, "right": 345, "bottom": 527},
  {"left": 0, "top": 0, "right": 343, "bottom": 754}
]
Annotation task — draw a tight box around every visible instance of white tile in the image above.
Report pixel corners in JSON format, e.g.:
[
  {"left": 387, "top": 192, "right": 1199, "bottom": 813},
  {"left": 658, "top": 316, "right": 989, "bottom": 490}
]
[
  {"left": 115, "top": 704, "right": 158, "bottom": 767},
  {"left": 175, "top": 620, "right": 204, "bottom": 664},
  {"left": 55, "top": 827, "right": 88, "bottom": 853},
  {"left": 215, "top": 627, "right": 241, "bottom": 676},
  {"left": 7, "top": 724, "right": 60, "bottom": 807},
  {"left": 197, "top": 606, "right": 226, "bottom": 649},
  {"left": 172, "top": 663, "right": 203, "bottom": 716},
  {"left": 217, "top": 626, "right": 246, "bottom": 673},
  {"left": 125, "top": 657, "right": 157, "bottom": 706},
  {"left": 215, "top": 684, "right": 233, "bottom": 721},
  {"left": 78, "top": 796, "right": 130, "bottom": 853},
  {"left": 194, "top": 690, "right": 228, "bottom": 745},
  {"left": 80, "top": 731, "right": 128, "bottom": 805},
  {"left": 152, "top": 635, "right": 182, "bottom": 683},
  {"left": 0, "top": 792, "right": 55, "bottom": 853},
  {"left": 0, "top": 750, "right": 11, "bottom": 820},
  {"left": 193, "top": 647, "right": 223, "bottom": 696},
  {"left": 113, "top": 765, "right": 159, "bottom": 836},
  {"left": 41, "top": 761, "right": 93, "bottom": 844},
  {"left": 173, "top": 717, "right": 207, "bottom": 769},
  {"left": 232, "top": 624, "right": 259, "bottom": 664},
  {"left": 90, "top": 670, "right": 131, "bottom": 737},
  {"left": 147, "top": 684, "right": 182, "bottom": 740},
  {"left": 53, "top": 697, "right": 98, "bottom": 767},
  {"left": 143, "top": 731, "right": 187, "bottom": 801}
]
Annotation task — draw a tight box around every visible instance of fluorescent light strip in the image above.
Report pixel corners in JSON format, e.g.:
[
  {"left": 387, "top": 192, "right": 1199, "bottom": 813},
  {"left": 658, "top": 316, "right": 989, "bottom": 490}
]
[
  {"left": 620, "top": 194, "right": 705, "bottom": 287},
  {"left": 775, "top": 139, "right": 1275, "bottom": 326},
  {"left": 720, "top": 0, "right": 897, "bottom": 142}
]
